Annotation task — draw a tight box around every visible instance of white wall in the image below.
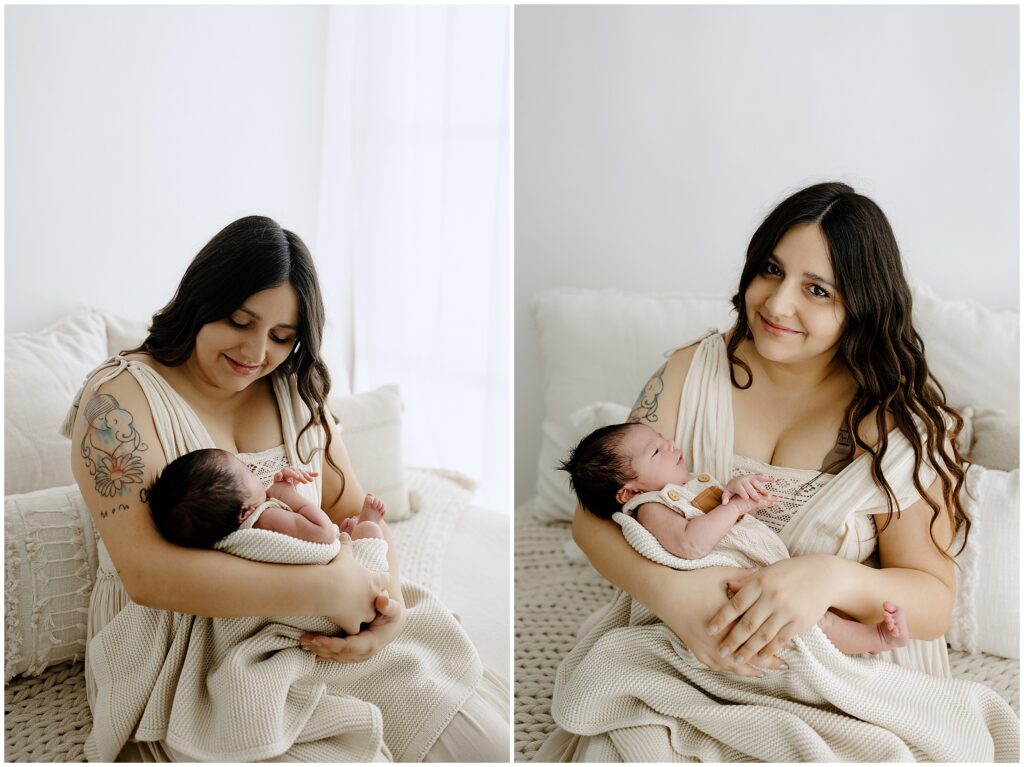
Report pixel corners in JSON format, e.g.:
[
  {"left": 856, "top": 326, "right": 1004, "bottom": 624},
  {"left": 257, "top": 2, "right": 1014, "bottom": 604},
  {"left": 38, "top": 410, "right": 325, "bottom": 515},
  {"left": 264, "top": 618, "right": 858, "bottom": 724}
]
[
  {"left": 5, "top": 5, "right": 328, "bottom": 334},
  {"left": 515, "top": 5, "right": 1019, "bottom": 503}
]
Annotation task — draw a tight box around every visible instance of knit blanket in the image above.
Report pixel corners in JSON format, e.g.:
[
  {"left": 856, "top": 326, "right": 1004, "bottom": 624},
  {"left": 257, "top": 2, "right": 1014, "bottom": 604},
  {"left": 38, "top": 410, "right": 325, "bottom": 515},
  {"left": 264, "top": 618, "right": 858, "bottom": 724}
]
[
  {"left": 585, "top": 494, "right": 1020, "bottom": 761},
  {"left": 85, "top": 527, "right": 477, "bottom": 762}
]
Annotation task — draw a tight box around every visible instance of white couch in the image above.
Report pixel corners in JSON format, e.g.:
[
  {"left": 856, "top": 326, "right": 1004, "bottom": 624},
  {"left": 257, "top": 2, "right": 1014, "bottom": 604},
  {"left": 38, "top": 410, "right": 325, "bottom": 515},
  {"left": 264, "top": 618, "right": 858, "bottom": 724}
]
[
  {"left": 4, "top": 307, "right": 509, "bottom": 762},
  {"left": 514, "top": 285, "right": 1020, "bottom": 761}
]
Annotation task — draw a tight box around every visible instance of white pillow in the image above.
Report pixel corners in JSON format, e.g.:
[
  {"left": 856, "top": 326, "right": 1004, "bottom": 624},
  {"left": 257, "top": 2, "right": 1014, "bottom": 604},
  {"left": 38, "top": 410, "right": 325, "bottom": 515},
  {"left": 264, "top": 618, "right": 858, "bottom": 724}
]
[
  {"left": 532, "top": 288, "right": 735, "bottom": 505},
  {"left": 4, "top": 309, "right": 110, "bottom": 496},
  {"left": 910, "top": 282, "right": 1019, "bottom": 416},
  {"left": 947, "top": 465, "right": 1019, "bottom": 659},
  {"left": 329, "top": 385, "right": 411, "bottom": 521},
  {"left": 960, "top": 407, "right": 1019, "bottom": 472},
  {"left": 4, "top": 484, "right": 99, "bottom": 681},
  {"left": 535, "top": 402, "right": 631, "bottom": 523}
]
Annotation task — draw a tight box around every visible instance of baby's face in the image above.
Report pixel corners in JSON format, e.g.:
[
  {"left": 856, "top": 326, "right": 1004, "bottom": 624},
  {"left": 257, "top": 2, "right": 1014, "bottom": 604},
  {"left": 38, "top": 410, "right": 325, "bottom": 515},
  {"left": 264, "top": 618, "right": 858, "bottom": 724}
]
[
  {"left": 620, "top": 423, "right": 690, "bottom": 492},
  {"left": 227, "top": 455, "right": 268, "bottom": 508}
]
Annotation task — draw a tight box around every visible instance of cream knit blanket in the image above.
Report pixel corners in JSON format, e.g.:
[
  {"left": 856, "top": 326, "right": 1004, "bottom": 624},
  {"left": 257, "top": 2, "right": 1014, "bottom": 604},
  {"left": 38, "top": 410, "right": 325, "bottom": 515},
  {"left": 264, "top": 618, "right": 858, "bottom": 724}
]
[
  {"left": 85, "top": 530, "right": 388, "bottom": 761},
  {"left": 598, "top": 486, "right": 1020, "bottom": 761},
  {"left": 541, "top": 333, "right": 1019, "bottom": 761}
]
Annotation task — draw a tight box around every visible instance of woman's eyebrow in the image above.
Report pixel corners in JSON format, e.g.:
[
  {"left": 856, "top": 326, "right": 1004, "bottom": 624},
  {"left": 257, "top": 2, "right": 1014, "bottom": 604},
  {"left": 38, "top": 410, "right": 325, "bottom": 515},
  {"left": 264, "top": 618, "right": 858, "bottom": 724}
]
[
  {"left": 768, "top": 254, "right": 835, "bottom": 288},
  {"left": 804, "top": 272, "right": 836, "bottom": 288},
  {"left": 236, "top": 306, "right": 299, "bottom": 330}
]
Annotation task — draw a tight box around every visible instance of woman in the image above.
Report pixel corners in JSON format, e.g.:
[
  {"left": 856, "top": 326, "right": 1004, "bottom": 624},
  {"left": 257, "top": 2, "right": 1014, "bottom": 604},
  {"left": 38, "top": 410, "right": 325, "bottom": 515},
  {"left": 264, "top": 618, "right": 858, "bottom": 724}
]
[
  {"left": 538, "top": 182, "right": 985, "bottom": 761},
  {"left": 67, "top": 216, "right": 508, "bottom": 761}
]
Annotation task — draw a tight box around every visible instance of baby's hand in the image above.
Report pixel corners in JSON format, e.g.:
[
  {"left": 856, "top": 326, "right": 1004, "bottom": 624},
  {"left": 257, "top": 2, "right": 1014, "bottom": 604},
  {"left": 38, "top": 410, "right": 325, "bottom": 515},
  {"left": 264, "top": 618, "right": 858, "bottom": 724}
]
[
  {"left": 722, "top": 474, "right": 776, "bottom": 507},
  {"left": 274, "top": 467, "right": 319, "bottom": 486},
  {"left": 723, "top": 495, "right": 761, "bottom": 518}
]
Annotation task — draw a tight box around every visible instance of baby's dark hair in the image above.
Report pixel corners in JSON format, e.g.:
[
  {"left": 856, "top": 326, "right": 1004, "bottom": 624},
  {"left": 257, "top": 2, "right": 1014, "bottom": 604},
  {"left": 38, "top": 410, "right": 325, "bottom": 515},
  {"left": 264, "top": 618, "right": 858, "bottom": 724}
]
[
  {"left": 149, "top": 448, "right": 248, "bottom": 548},
  {"left": 559, "top": 423, "right": 639, "bottom": 519}
]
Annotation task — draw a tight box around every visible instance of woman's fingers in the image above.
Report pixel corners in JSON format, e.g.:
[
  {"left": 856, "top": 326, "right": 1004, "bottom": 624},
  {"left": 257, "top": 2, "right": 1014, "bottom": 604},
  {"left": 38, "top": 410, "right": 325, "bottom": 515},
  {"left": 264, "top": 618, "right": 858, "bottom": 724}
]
[
  {"left": 708, "top": 572, "right": 759, "bottom": 635},
  {"left": 731, "top": 612, "right": 791, "bottom": 663},
  {"left": 305, "top": 633, "right": 376, "bottom": 663},
  {"left": 755, "top": 622, "right": 800, "bottom": 662}
]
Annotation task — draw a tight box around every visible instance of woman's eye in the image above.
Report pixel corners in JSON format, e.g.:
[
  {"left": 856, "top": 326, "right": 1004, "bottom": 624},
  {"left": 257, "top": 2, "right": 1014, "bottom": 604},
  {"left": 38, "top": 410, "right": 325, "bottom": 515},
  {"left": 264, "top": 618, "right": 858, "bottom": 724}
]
[
  {"left": 271, "top": 335, "right": 295, "bottom": 345},
  {"left": 227, "top": 317, "right": 250, "bottom": 329},
  {"left": 808, "top": 284, "right": 831, "bottom": 299},
  {"left": 764, "top": 262, "right": 782, "bottom": 276}
]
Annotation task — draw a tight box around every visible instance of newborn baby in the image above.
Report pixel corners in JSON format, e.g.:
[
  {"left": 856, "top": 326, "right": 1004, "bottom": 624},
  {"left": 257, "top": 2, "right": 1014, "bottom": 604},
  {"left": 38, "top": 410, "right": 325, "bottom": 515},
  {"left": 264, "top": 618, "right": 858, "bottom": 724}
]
[
  {"left": 148, "top": 447, "right": 386, "bottom": 549},
  {"left": 562, "top": 422, "right": 908, "bottom": 656}
]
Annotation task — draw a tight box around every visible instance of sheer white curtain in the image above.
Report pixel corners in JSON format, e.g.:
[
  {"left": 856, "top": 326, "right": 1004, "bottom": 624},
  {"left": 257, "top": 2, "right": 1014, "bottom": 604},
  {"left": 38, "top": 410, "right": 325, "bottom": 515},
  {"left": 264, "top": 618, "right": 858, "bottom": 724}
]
[{"left": 316, "top": 6, "right": 509, "bottom": 512}]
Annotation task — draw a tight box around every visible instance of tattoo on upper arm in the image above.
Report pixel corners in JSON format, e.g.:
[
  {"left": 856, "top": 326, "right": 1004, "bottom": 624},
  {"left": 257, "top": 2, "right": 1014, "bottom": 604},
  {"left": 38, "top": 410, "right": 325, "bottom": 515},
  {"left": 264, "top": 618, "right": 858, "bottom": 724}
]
[
  {"left": 627, "top": 361, "right": 667, "bottom": 424},
  {"left": 80, "top": 393, "right": 148, "bottom": 498}
]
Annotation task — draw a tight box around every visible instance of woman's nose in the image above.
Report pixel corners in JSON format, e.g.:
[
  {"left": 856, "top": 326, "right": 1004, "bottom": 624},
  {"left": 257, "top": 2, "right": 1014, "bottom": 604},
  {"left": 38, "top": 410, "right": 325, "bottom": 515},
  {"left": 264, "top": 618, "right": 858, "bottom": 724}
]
[
  {"left": 763, "top": 279, "right": 797, "bottom": 317},
  {"left": 240, "top": 334, "right": 267, "bottom": 363}
]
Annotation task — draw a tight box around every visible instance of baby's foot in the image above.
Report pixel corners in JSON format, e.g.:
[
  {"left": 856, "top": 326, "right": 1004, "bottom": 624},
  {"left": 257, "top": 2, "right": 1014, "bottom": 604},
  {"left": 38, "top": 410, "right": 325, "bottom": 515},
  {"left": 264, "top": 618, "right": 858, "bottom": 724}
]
[
  {"left": 339, "top": 517, "right": 356, "bottom": 536},
  {"left": 359, "top": 493, "right": 386, "bottom": 525},
  {"left": 875, "top": 601, "right": 909, "bottom": 650}
]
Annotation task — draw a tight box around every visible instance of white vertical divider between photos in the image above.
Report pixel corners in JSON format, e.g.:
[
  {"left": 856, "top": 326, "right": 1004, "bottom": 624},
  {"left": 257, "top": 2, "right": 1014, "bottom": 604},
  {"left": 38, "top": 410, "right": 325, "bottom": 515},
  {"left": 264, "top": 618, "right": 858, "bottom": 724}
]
[{"left": 316, "top": 5, "right": 510, "bottom": 512}]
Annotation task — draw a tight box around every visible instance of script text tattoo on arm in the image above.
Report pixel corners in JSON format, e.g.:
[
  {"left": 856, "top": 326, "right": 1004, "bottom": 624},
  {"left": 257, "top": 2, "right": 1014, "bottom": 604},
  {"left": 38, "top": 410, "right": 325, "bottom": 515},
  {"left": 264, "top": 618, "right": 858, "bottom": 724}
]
[
  {"left": 627, "top": 361, "right": 667, "bottom": 424},
  {"left": 80, "top": 393, "right": 148, "bottom": 498}
]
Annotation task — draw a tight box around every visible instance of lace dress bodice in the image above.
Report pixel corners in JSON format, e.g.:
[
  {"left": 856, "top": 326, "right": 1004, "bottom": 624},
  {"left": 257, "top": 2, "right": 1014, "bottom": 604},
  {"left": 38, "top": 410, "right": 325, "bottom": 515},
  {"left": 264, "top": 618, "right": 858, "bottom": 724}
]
[
  {"left": 237, "top": 444, "right": 290, "bottom": 489},
  {"left": 732, "top": 454, "right": 839, "bottom": 535}
]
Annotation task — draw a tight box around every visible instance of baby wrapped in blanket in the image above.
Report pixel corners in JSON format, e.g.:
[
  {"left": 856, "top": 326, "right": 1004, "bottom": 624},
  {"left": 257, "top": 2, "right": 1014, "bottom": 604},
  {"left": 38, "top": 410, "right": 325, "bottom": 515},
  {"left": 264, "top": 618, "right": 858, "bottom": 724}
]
[
  {"left": 562, "top": 423, "right": 909, "bottom": 655},
  {"left": 83, "top": 450, "right": 392, "bottom": 761},
  {"left": 560, "top": 421, "right": 1018, "bottom": 761}
]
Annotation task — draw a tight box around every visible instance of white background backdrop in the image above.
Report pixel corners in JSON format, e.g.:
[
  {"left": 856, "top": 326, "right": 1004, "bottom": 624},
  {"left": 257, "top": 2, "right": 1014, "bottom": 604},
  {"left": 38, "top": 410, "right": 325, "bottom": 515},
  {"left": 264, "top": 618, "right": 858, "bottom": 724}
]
[
  {"left": 6, "top": 5, "right": 510, "bottom": 512},
  {"left": 514, "top": 4, "right": 1019, "bottom": 503}
]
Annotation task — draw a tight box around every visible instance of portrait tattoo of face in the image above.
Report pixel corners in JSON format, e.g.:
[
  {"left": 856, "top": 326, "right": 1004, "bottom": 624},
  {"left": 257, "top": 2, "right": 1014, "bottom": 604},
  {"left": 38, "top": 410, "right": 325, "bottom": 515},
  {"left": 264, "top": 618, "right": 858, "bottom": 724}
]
[{"left": 80, "top": 393, "right": 148, "bottom": 497}]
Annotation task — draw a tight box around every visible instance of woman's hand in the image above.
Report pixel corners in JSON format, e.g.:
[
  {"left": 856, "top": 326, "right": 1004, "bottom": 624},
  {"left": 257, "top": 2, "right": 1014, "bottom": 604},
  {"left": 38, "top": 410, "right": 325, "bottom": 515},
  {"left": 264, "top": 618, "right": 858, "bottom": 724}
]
[
  {"left": 710, "top": 555, "right": 838, "bottom": 664},
  {"left": 317, "top": 536, "right": 391, "bottom": 635},
  {"left": 301, "top": 593, "right": 407, "bottom": 663},
  {"left": 656, "top": 566, "right": 786, "bottom": 677}
]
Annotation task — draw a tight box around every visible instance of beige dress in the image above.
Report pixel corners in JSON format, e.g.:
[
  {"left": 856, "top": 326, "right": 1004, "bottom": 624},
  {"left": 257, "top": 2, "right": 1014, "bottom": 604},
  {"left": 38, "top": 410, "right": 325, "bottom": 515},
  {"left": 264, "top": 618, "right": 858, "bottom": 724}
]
[
  {"left": 68, "top": 356, "right": 508, "bottom": 762},
  {"left": 536, "top": 332, "right": 965, "bottom": 762}
]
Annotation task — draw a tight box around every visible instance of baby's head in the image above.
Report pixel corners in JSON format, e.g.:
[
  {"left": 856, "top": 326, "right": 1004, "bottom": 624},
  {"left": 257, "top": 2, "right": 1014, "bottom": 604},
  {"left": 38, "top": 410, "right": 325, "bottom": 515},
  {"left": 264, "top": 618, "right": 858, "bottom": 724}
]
[
  {"left": 149, "top": 448, "right": 266, "bottom": 548},
  {"left": 560, "top": 422, "right": 690, "bottom": 518}
]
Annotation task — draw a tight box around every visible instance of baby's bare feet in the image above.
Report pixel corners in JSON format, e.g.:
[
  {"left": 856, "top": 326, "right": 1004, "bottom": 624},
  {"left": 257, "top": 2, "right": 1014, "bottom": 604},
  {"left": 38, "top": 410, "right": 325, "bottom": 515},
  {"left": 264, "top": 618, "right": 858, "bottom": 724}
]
[
  {"left": 359, "top": 493, "right": 386, "bottom": 525},
  {"left": 875, "top": 601, "right": 909, "bottom": 650}
]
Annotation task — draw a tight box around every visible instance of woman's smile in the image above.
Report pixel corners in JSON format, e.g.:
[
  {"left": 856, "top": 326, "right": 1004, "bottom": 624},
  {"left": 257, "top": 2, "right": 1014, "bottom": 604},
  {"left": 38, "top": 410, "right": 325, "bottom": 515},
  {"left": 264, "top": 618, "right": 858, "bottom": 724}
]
[
  {"left": 758, "top": 313, "right": 801, "bottom": 337},
  {"left": 223, "top": 354, "right": 263, "bottom": 376}
]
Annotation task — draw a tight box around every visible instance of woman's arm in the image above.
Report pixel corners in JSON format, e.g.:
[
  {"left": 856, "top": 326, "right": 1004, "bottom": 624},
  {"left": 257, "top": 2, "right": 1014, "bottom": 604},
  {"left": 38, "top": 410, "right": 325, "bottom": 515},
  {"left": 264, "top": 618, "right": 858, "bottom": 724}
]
[
  {"left": 573, "top": 507, "right": 769, "bottom": 676},
  {"left": 71, "top": 372, "right": 386, "bottom": 619},
  {"left": 710, "top": 476, "right": 956, "bottom": 663}
]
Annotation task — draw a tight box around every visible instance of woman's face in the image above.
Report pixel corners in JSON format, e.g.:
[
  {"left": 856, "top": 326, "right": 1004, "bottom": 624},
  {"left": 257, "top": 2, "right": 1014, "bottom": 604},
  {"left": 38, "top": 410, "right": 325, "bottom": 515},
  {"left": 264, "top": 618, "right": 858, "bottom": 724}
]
[
  {"left": 191, "top": 283, "right": 301, "bottom": 392},
  {"left": 743, "top": 223, "right": 846, "bottom": 367}
]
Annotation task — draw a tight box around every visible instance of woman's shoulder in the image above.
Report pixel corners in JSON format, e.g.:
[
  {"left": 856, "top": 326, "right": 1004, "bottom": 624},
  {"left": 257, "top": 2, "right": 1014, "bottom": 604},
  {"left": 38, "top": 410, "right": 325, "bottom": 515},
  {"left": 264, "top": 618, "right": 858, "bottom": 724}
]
[
  {"left": 665, "top": 330, "right": 727, "bottom": 378},
  {"left": 73, "top": 356, "right": 164, "bottom": 435}
]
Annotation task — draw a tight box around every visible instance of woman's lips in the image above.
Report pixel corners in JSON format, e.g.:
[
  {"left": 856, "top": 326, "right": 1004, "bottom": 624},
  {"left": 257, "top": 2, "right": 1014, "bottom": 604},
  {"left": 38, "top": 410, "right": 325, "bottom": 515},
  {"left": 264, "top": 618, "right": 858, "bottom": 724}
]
[
  {"left": 758, "top": 314, "right": 801, "bottom": 337},
  {"left": 224, "top": 355, "right": 261, "bottom": 375}
]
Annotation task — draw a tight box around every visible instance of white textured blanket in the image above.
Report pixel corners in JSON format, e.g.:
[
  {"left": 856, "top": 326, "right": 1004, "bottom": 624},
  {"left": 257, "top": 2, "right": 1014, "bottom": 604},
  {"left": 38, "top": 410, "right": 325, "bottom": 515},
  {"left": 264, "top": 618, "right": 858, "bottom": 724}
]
[
  {"left": 85, "top": 527, "right": 477, "bottom": 762},
  {"left": 599, "top": 493, "right": 1020, "bottom": 761}
]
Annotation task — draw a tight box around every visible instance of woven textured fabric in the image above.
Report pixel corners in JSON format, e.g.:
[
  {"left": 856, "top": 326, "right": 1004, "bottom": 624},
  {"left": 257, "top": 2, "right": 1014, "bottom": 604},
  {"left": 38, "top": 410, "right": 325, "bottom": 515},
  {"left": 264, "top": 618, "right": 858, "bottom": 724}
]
[
  {"left": 513, "top": 504, "right": 1020, "bottom": 762},
  {"left": 4, "top": 467, "right": 473, "bottom": 763}
]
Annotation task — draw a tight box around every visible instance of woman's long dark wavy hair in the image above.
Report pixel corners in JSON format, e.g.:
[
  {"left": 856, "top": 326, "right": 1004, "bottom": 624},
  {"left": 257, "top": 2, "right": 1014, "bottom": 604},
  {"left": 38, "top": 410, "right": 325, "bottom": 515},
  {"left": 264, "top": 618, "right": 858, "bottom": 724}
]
[
  {"left": 129, "top": 215, "right": 344, "bottom": 505},
  {"left": 726, "top": 182, "right": 969, "bottom": 558}
]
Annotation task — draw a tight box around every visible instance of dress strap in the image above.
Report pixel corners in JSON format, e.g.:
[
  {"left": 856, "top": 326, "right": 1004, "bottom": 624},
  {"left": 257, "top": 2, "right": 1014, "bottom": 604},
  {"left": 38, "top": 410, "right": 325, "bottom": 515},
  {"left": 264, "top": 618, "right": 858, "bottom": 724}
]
[{"left": 60, "top": 355, "right": 131, "bottom": 439}]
